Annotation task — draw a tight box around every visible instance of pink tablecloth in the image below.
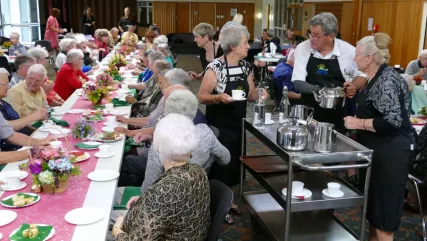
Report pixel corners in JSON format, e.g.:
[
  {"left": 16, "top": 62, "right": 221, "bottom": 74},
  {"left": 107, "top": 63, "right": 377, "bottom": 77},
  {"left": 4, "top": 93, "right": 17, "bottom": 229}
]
[{"left": 0, "top": 95, "right": 114, "bottom": 240}]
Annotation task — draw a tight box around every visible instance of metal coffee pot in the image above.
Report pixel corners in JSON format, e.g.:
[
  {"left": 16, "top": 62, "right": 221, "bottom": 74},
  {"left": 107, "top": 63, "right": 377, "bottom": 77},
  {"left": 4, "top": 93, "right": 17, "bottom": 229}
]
[
  {"left": 313, "top": 122, "right": 337, "bottom": 153},
  {"left": 289, "top": 105, "right": 314, "bottom": 120},
  {"left": 277, "top": 117, "right": 309, "bottom": 151},
  {"left": 312, "top": 87, "right": 346, "bottom": 109}
]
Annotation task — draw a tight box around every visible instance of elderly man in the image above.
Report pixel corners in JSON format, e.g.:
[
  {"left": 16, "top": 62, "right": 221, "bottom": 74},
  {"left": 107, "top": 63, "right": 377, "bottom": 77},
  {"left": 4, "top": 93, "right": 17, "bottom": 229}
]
[
  {"left": 108, "top": 27, "right": 120, "bottom": 48},
  {"left": 292, "top": 12, "right": 365, "bottom": 133},
  {"left": 405, "top": 49, "right": 427, "bottom": 80},
  {"left": 7, "top": 64, "right": 47, "bottom": 118},
  {"left": 8, "top": 32, "right": 27, "bottom": 56},
  {"left": 9, "top": 55, "right": 36, "bottom": 87},
  {"left": 55, "top": 38, "right": 76, "bottom": 69},
  {"left": 54, "top": 49, "right": 88, "bottom": 100},
  {"left": 118, "top": 7, "right": 136, "bottom": 33}
]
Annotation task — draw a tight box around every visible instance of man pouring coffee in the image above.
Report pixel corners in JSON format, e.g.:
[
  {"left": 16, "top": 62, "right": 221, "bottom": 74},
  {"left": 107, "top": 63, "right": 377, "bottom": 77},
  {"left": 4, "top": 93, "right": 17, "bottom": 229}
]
[{"left": 291, "top": 12, "right": 366, "bottom": 133}]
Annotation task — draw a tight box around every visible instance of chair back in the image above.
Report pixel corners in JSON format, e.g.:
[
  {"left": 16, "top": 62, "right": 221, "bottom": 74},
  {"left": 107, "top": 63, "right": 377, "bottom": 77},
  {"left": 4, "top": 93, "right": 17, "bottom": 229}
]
[
  {"left": 34, "top": 40, "right": 53, "bottom": 52},
  {"left": 208, "top": 179, "right": 233, "bottom": 241},
  {"left": 0, "top": 56, "right": 10, "bottom": 73}
]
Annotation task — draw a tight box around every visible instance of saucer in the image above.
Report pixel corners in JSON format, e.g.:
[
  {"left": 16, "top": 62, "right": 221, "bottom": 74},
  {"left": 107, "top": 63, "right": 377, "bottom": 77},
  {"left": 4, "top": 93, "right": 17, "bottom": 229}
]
[
  {"left": 229, "top": 97, "right": 246, "bottom": 101},
  {"left": 51, "top": 111, "right": 66, "bottom": 116},
  {"left": 265, "top": 120, "right": 275, "bottom": 125},
  {"left": 1, "top": 182, "right": 27, "bottom": 191},
  {"left": 282, "top": 188, "right": 312, "bottom": 199},
  {"left": 322, "top": 189, "right": 344, "bottom": 198},
  {"left": 94, "top": 152, "right": 114, "bottom": 158}
]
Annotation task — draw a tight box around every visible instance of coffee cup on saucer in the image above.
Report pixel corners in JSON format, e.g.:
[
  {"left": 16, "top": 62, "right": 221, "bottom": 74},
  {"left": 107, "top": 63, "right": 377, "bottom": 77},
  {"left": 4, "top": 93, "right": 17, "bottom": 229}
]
[
  {"left": 291, "top": 181, "right": 304, "bottom": 196},
  {"left": 106, "top": 116, "right": 117, "bottom": 127},
  {"left": 1, "top": 175, "right": 21, "bottom": 190},
  {"left": 42, "top": 120, "right": 54, "bottom": 128},
  {"left": 52, "top": 106, "right": 62, "bottom": 115},
  {"left": 231, "top": 90, "right": 246, "bottom": 100},
  {"left": 105, "top": 103, "right": 114, "bottom": 112},
  {"left": 327, "top": 182, "right": 341, "bottom": 196},
  {"left": 50, "top": 140, "right": 62, "bottom": 149},
  {"left": 98, "top": 144, "right": 111, "bottom": 155}
]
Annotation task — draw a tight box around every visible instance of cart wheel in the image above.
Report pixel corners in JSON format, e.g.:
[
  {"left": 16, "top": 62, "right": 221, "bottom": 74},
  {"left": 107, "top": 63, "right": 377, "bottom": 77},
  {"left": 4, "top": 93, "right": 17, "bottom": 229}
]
[{"left": 250, "top": 215, "right": 263, "bottom": 232}]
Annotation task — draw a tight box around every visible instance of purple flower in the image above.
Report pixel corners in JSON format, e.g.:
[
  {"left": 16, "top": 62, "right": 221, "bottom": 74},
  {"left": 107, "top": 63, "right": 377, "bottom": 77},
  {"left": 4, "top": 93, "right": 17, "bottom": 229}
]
[{"left": 30, "top": 163, "right": 42, "bottom": 175}]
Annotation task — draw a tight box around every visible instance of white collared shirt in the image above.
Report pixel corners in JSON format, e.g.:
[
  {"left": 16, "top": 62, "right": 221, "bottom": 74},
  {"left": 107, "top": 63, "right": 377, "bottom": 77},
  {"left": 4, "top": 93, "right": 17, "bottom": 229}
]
[{"left": 291, "top": 39, "right": 364, "bottom": 82}]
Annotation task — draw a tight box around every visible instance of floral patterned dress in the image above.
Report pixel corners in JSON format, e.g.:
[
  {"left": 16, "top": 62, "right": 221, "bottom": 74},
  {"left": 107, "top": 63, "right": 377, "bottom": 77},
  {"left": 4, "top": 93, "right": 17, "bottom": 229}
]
[{"left": 44, "top": 16, "right": 59, "bottom": 49}]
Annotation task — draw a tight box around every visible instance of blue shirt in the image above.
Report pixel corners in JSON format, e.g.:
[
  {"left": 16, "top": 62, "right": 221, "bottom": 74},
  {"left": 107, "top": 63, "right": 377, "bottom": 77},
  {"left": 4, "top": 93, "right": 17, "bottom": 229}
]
[
  {"left": 8, "top": 43, "right": 27, "bottom": 56},
  {"left": 138, "top": 69, "right": 153, "bottom": 83},
  {"left": 272, "top": 62, "right": 298, "bottom": 104},
  {"left": 194, "top": 109, "right": 208, "bottom": 125}
]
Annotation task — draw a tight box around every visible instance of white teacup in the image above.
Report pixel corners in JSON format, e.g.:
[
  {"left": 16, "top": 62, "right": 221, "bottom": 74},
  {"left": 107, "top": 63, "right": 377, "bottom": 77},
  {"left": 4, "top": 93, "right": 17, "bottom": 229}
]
[
  {"left": 327, "top": 182, "right": 341, "bottom": 196},
  {"left": 105, "top": 103, "right": 114, "bottom": 111},
  {"left": 52, "top": 107, "right": 62, "bottom": 114},
  {"left": 106, "top": 116, "right": 117, "bottom": 127},
  {"left": 1, "top": 176, "right": 21, "bottom": 189},
  {"left": 291, "top": 181, "right": 304, "bottom": 195},
  {"left": 43, "top": 120, "right": 54, "bottom": 128},
  {"left": 50, "top": 140, "right": 62, "bottom": 149},
  {"left": 121, "top": 83, "right": 129, "bottom": 90},
  {"left": 99, "top": 144, "right": 111, "bottom": 154},
  {"left": 265, "top": 113, "right": 272, "bottom": 123},
  {"left": 231, "top": 90, "right": 246, "bottom": 100}
]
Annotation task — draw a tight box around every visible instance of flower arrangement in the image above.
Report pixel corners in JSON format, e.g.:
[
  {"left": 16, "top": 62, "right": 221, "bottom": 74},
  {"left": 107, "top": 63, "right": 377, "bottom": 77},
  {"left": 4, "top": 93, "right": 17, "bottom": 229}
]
[
  {"left": 87, "top": 84, "right": 109, "bottom": 105},
  {"left": 2, "top": 41, "right": 11, "bottom": 49},
  {"left": 108, "top": 65, "right": 119, "bottom": 77},
  {"left": 96, "top": 71, "right": 114, "bottom": 86},
  {"left": 121, "top": 34, "right": 137, "bottom": 55},
  {"left": 29, "top": 147, "right": 80, "bottom": 194},
  {"left": 72, "top": 119, "right": 95, "bottom": 139},
  {"left": 109, "top": 54, "right": 128, "bottom": 69}
]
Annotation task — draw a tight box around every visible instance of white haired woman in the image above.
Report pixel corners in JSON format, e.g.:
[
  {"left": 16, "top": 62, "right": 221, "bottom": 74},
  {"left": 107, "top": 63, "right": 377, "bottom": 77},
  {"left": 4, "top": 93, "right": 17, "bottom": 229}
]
[
  {"left": 112, "top": 114, "right": 210, "bottom": 241},
  {"left": 189, "top": 23, "right": 224, "bottom": 80},
  {"left": 198, "top": 26, "right": 266, "bottom": 220},
  {"left": 344, "top": 33, "right": 416, "bottom": 241},
  {"left": 8, "top": 32, "right": 27, "bottom": 56},
  {"left": 55, "top": 38, "right": 76, "bottom": 69},
  {"left": 156, "top": 43, "right": 174, "bottom": 68},
  {"left": 54, "top": 49, "right": 88, "bottom": 100}
]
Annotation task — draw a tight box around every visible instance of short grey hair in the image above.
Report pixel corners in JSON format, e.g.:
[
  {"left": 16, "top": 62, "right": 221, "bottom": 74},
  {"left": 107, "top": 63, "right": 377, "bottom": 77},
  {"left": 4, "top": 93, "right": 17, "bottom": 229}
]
[
  {"left": 66, "top": 49, "right": 84, "bottom": 63},
  {"left": 219, "top": 26, "right": 250, "bottom": 53},
  {"left": 158, "top": 69, "right": 169, "bottom": 77},
  {"left": 59, "top": 38, "right": 76, "bottom": 52},
  {"left": 165, "top": 68, "right": 191, "bottom": 88},
  {"left": 96, "top": 29, "right": 109, "bottom": 40},
  {"left": 27, "top": 64, "right": 47, "bottom": 80},
  {"left": 74, "top": 34, "right": 88, "bottom": 44},
  {"left": 0, "top": 68, "right": 9, "bottom": 80},
  {"left": 10, "top": 32, "right": 20, "bottom": 39},
  {"left": 143, "top": 49, "right": 153, "bottom": 57},
  {"left": 164, "top": 90, "right": 198, "bottom": 120},
  {"left": 154, "top": 35, "right": 168, "bottom": 45},
  {"left": 419, "top": 49, "right": 427, "bottom": 57},
  {"left": 157, "top": 43, "right": 169, "bottom": 52},
  {"left": 309, "top": 12, "right": 338, "bottom": 36},
  {"left": 264, "top": 29, "right": 274, "bottom": 38},
  {"left": 193, "top": 23, "right": 215, "bottom": 40},
  {"left": 148, "top": 51, "right": 166, "bottom": 65},
  {"left": 153, "top": 113, "right": 198, "bottom": 162},
  {"left": 153, "top": 59, "right": 172, "bottom": 73},
  {"left": 110, "top": 27, "right": 119, "bottom": 33},
  {"left": 27, "top": 47, "right": 49, "bottom": 63},
  {"left": 14, "top": 55, "right": 36, "bottom": 69}
]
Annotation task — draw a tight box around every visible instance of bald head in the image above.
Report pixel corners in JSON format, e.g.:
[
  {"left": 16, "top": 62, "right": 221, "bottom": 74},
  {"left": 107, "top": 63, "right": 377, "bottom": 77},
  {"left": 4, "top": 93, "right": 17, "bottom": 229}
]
[
  {"left": 419, "top": 49, "right": 427, "bottom": 67},
  {"left": 164, "top": 84, "right": 187, "bottom": 100}
]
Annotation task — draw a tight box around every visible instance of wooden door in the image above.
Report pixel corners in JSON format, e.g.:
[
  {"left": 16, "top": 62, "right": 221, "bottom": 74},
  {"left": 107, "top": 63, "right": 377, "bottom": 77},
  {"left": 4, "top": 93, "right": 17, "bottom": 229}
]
[
  {"left": 198, "top": 3, "right": 216, "bottom": 27},
  {"left": 176, "top": 3, "right": 190, "bottom": 33}
]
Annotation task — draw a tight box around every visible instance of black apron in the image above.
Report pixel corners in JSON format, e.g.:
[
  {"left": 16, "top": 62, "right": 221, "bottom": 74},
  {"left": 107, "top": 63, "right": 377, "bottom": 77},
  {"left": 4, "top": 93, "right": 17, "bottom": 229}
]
[
  {"left": 206, "top": 55, "right": 249, "bottom": 186},
  {"left": 301, "top": 53, "right": 346, "bottom": 133}
]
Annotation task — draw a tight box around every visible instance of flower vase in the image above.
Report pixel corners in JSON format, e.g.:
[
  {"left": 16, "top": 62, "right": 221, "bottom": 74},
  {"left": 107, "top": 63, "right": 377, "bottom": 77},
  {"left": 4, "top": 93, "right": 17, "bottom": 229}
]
[{"left": 42, "top": 176, "right": 68, "bottom": 194}]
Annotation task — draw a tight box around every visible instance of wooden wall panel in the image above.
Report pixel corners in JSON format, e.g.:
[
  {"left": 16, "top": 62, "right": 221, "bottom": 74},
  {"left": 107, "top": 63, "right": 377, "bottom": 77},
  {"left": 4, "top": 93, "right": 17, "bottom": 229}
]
[
  {"left": 176, "top": 2, "right": 190, "bottom": 33},
  {"left": 189, "top": 3, "right": 217, "bottom": 32},
  {"left": 340, "top": 2, "right": 353, "bottom": 43},
  {"left": 315, "top": 3, "right": 343, "bottom": 30},
  {"left": 152, "top": 2, "right": 177, "bottom": 36},
  {"left": 301, "top": 3, "right": 315, "bottom": 38},
  {"left": 359, "top": 1, "right": 424, "bottom": 68},
  {"left": 215, "top": 3, "right": 255, "bottom": 40}
]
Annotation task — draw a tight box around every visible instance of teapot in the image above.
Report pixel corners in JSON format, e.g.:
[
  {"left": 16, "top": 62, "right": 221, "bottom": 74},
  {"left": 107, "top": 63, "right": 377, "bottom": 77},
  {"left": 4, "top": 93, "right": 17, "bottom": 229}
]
[
  {"left": 277, "top": 117, "right": 309, "bottom": 151},
  {"left": 312, "top": 87, "right": 346, "bottom": 109}
]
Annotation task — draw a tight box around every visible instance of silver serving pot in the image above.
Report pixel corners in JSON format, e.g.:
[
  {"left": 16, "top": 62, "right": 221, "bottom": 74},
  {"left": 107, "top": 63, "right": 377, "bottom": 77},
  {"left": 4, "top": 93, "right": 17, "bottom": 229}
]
[
  {"left": 312, "top": 87, "right": 346, "bottom": 109},
  {"left": 313, "top": 122, "right": 336, "bottom": 153},
  {"left": 277, "top": 117, "right": 309, "bottom": 151},
  {"left": 289, "top": 105, "right": 314, "bottom": 121}
]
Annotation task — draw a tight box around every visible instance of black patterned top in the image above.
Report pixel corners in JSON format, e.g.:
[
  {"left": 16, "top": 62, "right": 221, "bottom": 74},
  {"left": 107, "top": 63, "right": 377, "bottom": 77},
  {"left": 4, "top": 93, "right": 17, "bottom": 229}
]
[
  {"left": 117, "top": 163, "right": 210, "bottom": 241},
  {"left": 207, "top": 58, "right": 252, "bottom": 94}
]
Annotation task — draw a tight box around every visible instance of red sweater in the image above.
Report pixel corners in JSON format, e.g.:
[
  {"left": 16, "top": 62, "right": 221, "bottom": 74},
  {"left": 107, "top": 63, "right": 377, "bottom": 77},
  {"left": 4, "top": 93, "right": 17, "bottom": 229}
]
[{"left": 54, "top": 63, "right": 88, "bottom": 100}]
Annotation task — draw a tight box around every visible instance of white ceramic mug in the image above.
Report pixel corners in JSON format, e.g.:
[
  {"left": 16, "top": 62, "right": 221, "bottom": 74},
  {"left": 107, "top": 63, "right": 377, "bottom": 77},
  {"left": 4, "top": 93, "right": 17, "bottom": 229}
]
[
  {"left": 50, "top": 140, "right": 62, "bottom": 149},
  {"left": 1, "top": 176, "right": 21, "bottom": 189},
  {"left": 43, "top": 120, "right": 54, "bottom": 128},
  {"left": 231, "top": 90, "right": 246, "bottom": 99},
  {"left": 99, "top": 144, "right": 111, "bottom": 154},
  {"left": 291, "top": 181, "right": 304, "bottom": 195},
  {"left": 105, "top": 103, "right": 114, "bottom": 111},
  {"left": 327, "top": 182, "right": 341, "bottom": 196},
  {"left": 106, "top": 116, "right": 117, "bottom": 127},
  {"left": 265, "top": 113, "right": 272, "bottom": 123}
]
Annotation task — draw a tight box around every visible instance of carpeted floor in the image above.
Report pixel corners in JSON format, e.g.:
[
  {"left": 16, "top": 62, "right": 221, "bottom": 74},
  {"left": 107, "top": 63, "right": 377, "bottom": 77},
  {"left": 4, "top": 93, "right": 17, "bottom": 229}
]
[{"left": 175, "top": 54, "right": 426, "bottom": 241}]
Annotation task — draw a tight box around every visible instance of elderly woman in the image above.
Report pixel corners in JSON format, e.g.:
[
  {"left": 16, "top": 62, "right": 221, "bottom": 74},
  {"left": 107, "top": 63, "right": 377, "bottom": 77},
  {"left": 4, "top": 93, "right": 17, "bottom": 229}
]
[
  {"left": 7, "top": 64, "right": 47, "bottom": 118},
  {"left": 44, "top": 8, "right": 65, "bottom": 50},
  {"left": 108, "top": 27, "right": 120, "bottom": 48},
  {"left": 27, "top": 47, "right": 64, "bottom": 106},
  {"left": 8, "top": 32, "right": 27, "bottom": 56},
  {"left": 189, "top": 23, "right": 224, "bottom": 80},
  {"left": 157, "top": 43, "right": 174, "bottom": 68},
  {"left": 344, "top": 33, "right": 416, "bottom": 241},
  {"left": 121, "top": 25, "right": 138, "bottom": 46},
  {"left": 9, "top": 55, "right": 36, "bottom": 87},
  {"left": 112, "top": 114, "right": 210, "bottom": 241},
  {"left": 54, "top": 49, "right": 88, "bottom": 100},
  {"left": 0, "top": 68, "right": 46, "bottom": 151},
  {"left": 143, "top": 30, "right": 156, "bottom": 52},
  {"left": 94, "top": 29, "right": 110, "bottom": 60},
  {"left": 55, "top": 38, "right": 76, "bottom": 69},
  {"left": 198, "top": 25, "right": 261, "bottom": 217},
  {"left": 152, "top": 35, "right": 168, "bottom": 51},
  {"left": 132, "top": 50, "right": 152, "bottom": 81}
]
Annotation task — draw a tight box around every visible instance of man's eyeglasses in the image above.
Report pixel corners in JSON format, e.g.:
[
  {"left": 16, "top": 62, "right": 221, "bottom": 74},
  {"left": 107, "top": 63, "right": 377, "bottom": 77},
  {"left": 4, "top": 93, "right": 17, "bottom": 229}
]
[{"left": 308, "top": 33, "right": 328, "bottom": 41}]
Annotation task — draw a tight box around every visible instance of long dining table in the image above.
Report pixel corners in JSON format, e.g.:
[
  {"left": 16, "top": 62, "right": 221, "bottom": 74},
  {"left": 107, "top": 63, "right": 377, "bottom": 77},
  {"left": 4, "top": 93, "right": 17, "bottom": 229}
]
[{"left": 0, "top": 50, "right": 137, "bottom": 240}]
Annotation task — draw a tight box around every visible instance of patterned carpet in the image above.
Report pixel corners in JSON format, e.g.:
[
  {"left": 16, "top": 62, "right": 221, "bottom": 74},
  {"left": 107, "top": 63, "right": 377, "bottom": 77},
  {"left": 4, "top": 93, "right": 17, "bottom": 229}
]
[{"left": 219, "top": 133, "right": 426, "bottom": 241}]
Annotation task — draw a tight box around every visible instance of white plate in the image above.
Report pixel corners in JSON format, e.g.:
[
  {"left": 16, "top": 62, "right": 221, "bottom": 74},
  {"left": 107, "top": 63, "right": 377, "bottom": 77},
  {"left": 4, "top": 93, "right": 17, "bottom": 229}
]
[
  {"left": 94, "top": 152, "right": 114, "bottom": 158},
  {"left": 103, "top": 122, "right": 119, "bottom": 127},
  {"left": 87, "top": 170, "right": 120, "bottom": 182},
  {"left": 49, "top": 128, "right": 71, "bottom": 138},
  {"left": 101, "top": 126, "right": 115, "bottom": 132},
  {"left": 1, "top": 193, "right": 40, "bottom": 208},
  {"left": 70, "top": 152, "right": 91, "bottom": 163},
  {"left": 0, "top": 171, "right": 28, "bottom": 180},
  {"left": 50, "top": 111, "right": 66, "bottom": 116},
  {"left": 0, "top": 210, "right": 17, "bottom": 226},
  {"left": 64, "top": 207, "right": 104, "bottom": 225},
  {"left": 67, "top": 109, "right": 85, "bottom": 114},
  {"left": 322, "top": 189, "right": 344, "bottom": 198},
  {"left": 108, "top": 109, "right": 127, "bottom": 116},
  {"left": 282, "top": 188, "right": 312, "bottom": 199},
  {"left": 1, "top": 182, "right": 27, "bottom": 191},
  {"left": 117, "top": 89, "right": 131, "bottom": 94},
  {"left": 76, "top": 141, "right": 103, "bottom": 150},
  {"left": 38, "top": 125, "right": 59, "bottom": 132},
  {"left": 229, "top": 97, "right": 246, "bottom": 101},
  {"left": 10, "top": 224, "right": 55, "bottom": 240},
  {"left": 98, "top": 134, "right": 124, "bottom": 143}
]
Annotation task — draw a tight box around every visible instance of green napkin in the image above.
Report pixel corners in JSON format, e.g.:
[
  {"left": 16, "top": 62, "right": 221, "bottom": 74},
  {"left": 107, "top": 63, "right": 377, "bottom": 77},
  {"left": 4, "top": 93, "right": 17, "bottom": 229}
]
[
  {"left": 9, "top": 223, "right": 53, "bottom": 241},
  {"left": 93, "top": 105, "right": 105, "bottom": 110},
  {"left": 1, "top": 193, "right": 39, "bottom": 206},
  {"left": 113, "top": 75, "right": 124, "bottom": 82},
  {"left": 124, "top": 138, "right": 145, "bottom": 153},
  {"left": 75, "top": 142, "right": 101, "bottom": 149},
  {"left": 112, "top": 98, "right": 130, "bottom": 107},
  {"left": 130, "top": 89, "right": 137, "bottom": 98},
  {"left": 49, "top": 117, "right": 69, "bottom": 127},
  {"left": 31, "top": 120, "right": 43, "bottom": 128}
]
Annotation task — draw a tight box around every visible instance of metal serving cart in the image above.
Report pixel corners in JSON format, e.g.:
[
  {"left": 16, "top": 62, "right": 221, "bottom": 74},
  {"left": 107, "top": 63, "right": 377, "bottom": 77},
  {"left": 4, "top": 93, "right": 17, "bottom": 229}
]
[{"left": 240, "top": 118, "right": 373, "bottom": 241}]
